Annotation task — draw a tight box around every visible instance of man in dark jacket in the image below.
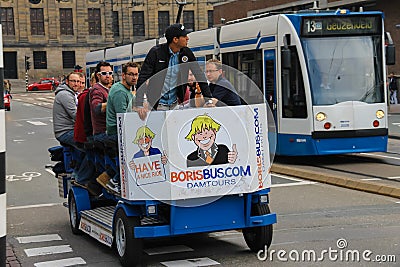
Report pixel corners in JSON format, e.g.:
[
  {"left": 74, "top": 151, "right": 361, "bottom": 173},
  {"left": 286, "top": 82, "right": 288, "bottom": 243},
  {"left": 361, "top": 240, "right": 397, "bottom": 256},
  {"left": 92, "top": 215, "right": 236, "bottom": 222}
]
[
  {"left": 136, "top": 23, "right": 214, "bottom": 119},
  {"left": 205, "top": 59, "right": 241, "bottom": 106}
]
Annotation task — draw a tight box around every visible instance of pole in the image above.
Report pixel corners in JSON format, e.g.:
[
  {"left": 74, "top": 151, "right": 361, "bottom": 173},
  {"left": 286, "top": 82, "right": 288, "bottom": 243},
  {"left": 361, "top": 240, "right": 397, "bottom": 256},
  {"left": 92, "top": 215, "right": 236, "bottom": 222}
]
[
  {"left": 25, "top": 71, "right": 28, "bottom": 91},
  {"left": 175, "top": 0, "right": 187, "bottom": 24},
  {"left": 0, "top": 22, "right": 7, "bottom": 267}
]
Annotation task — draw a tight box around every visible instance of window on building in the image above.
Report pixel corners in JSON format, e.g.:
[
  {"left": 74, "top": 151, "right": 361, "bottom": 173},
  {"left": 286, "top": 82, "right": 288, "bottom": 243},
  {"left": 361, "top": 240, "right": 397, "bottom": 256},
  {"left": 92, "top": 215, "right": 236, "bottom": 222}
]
[
  {"left": 88, "top": 8, "right": 101, "bottom": 35},
  {"left": 132, "top": 11, "right": 145, "bottom": 36},
  {"left": 0, "top": 8, "right": 15, "bottom": 35},
  {"left": 60, "top": 8, "right": 73, "bottom": 35},
  {"left": 33, "top": 51, "right": 47, "bottom": 69},
  {"left": 183, "top": 11, "right": 194, "bottom": 32},
  {"left": 30, "top": 8, "right": 44, "bottom": 35},
  {"left": 62, "top": 51, "right": 76, "bottom": 69},
  {"left": 208, "top": 10, "right": 213, "bottom": 28},
  {"left": 158, "top": 11, "right": 169, "bottom": 37},
  {"left": 112, "top": 11, "right": 120, "bottom": 37}
]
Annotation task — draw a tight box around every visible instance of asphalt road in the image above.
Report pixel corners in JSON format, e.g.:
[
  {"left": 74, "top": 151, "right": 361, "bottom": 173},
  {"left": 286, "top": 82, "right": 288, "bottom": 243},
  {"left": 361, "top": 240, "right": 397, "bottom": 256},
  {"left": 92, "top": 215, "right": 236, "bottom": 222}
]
[{"left": 5, "top": 100, "right": 400, "bottom": 266}]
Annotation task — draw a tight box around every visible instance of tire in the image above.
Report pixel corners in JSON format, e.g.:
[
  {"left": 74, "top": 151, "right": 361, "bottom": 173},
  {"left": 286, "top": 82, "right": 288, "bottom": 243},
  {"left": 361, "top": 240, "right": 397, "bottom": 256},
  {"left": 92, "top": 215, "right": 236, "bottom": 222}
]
[
  {"left": 114, "top": 209, "right": 143, "bottom": 267},
  {"left": 6, "top": 107, "right": 10, "bottom": 111},
  {"left": 33, "top": 87, "right": 38, "bottom": 91},
  {"left": 243, "top": 203, "right": 273, "bottom": 252},
  {"left": 68, "top": 192, "right": 82, "bottom": 235}
]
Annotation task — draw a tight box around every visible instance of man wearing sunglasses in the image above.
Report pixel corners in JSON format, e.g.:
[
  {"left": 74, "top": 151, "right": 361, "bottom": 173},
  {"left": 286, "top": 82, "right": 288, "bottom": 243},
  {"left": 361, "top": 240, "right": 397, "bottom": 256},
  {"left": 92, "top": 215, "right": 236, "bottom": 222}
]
[
  {"left": 135, "top": 23, "right": 214, "bottom": 120},
  {"left": 89, "top": 61, "right": 113, "bottom": 139}
]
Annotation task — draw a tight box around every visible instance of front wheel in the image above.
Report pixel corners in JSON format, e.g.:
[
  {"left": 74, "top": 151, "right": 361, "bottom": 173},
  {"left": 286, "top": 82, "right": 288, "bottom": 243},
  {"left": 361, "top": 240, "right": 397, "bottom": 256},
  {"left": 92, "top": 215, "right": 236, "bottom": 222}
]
[
  {"left": 114, "top": 209, "right": 143, "bottom": 267},
  {"left": 68, "top": 192, "right": 81, "bottom": 235},
  {"left": 243, "top": 203, "right": 273, "bottom": 252}
]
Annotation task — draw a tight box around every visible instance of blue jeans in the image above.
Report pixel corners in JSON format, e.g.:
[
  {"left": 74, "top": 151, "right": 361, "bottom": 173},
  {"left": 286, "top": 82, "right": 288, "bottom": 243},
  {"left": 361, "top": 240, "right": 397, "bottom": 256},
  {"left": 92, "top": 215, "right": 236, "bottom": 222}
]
[
  {"left": 56, "top": 130, "right": 75, "bottom": 147},
  {"left": 57, "top": 130, "right": 95, "bottom": 184},
  {"left": 93, "top": 133, "right": 119, "bottom": 182}
]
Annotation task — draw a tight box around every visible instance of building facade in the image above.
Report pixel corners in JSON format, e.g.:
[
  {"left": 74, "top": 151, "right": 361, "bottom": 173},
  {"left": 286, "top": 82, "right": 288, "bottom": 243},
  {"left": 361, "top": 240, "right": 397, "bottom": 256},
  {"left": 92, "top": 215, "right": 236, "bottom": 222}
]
[
  {"left": 0, "top": 0, "right": 221, "bottom": 80},
  {"left": 213, "top": 0, "right": 400, "bottom": 74}
]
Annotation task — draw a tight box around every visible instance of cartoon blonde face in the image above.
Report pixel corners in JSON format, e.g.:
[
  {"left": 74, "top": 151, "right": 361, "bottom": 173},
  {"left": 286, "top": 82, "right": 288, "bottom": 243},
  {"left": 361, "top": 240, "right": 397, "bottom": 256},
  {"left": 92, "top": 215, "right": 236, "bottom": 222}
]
[
  {"left": 137, "top": 136, "right": 153, "bottom": 153},
  {"left": 133, "top": 126, "right": 156, "bottom": 153},
  {"left": 192, "top": 128, "right": 216, "bottom": 151}
]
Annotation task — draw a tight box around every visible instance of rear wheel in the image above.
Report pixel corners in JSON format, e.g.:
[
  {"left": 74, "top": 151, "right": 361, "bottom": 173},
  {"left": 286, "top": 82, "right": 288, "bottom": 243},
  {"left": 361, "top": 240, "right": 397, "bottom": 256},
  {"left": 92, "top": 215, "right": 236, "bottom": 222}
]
[
  {"left": 243, "top": 203, "right": 273, "bottom": 252},
  {"left": 114, "top": 209, "right": 143, "bottom": 267},
  {"left": 68, "top": 192, "right": 81, "bottom": 235},
  {"left": 32, "top": 87, "right": 38, "bottom": 91},
  {"left": 6, "top": 106, "right": 10, "bottom": 111}
]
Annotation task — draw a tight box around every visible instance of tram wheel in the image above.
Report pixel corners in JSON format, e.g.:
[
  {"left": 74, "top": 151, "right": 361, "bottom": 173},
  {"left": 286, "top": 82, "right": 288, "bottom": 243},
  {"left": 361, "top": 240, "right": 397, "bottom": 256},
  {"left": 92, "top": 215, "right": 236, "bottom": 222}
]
[
  {"left": 114, "top": 209, "right": 143, "bottom": 267},
  {"left": 68, "top": 192, "right": 81, "bottom": 235},
  {"left": 243, "top": 203, "right": 273, "bottom": 252}
]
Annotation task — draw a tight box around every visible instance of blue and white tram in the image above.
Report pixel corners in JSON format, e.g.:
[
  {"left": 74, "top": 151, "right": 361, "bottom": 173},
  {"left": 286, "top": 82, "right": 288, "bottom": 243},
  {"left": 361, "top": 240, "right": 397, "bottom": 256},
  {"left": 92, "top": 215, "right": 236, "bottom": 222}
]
[
  {"left": 85, "top": 49, "right": 105, "bottom": 83},
  {"left": 105, "top": 44, "right": 132, "bottom": 82},
  {"left": 218, "top": 10, "right": 391, "bottom": 156},
  {"left": 188, "top": 28, "right": 219, "bottom": 63},
  {"left": 132, "top": 39, "right": 157, "bottom": 64}
]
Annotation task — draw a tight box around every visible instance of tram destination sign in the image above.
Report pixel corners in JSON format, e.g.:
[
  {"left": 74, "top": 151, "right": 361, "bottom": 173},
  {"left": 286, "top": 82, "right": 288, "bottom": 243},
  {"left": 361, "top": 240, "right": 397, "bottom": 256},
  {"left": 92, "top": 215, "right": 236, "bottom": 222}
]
[{"left": 301, "top": 15, "right": 381, "bottom": 37}]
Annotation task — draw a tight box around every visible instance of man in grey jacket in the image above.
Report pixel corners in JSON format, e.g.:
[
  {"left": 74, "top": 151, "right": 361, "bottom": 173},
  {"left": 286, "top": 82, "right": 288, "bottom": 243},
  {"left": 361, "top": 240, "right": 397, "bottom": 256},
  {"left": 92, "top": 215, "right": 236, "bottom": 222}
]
[
  {"left": 53, "top": 72, "right": 81, "bottom": 146},
  {"left": 52, "top": 72, "right": 95, "bottom": 187}
]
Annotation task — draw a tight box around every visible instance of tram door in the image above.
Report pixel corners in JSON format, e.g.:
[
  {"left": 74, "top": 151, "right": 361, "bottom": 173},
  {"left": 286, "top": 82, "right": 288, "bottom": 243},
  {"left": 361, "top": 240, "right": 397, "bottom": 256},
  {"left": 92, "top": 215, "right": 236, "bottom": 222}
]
[{"left": 264, "top": 49, "right": 276, "bottom": 121}]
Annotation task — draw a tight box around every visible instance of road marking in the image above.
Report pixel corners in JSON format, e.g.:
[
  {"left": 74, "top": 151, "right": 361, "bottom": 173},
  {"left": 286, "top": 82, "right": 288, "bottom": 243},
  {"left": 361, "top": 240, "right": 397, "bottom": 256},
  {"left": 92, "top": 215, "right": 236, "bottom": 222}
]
[
  {"left": 209, "top": 230, "right": 240, "bottom": 238},
  {"left": 271, "top": 181, "right": 317, "bottom": 187},
  {"left": 45, "top": 168, "right": 55, "bottom": 176},
  {"left": 161, "top": 257, "right": 220, "bottom": 267},
  {"left": 387, "top": 176, "right": 400, "bottom": 179},
  {"left": 16, "top": 234, "right": 62, "bottom": 244},
  {"left": 361, "top": 178, "right": 381, "bottom": 181},
  {"left": 14, "top": 117, "right": 52, "bottom": 121},
  {"left": 24, "top": 245, "right": 72, "bottom": 257},
  {"left": 7, "top": 203, "right": 62, "bottom": 210},
  {"left": 12, "top": 139, "right": 26, "bottom": 142},
  {"left": 145, "top": 245, "right": 194, "bottom": 255},
  {"left": 27, "top": 121, "right": 47, "bottom": 126},
  {"left": 361, "top": 153, "right": 400, "bottom": 160},
  {"left": 34, "top": 257, "right": 86, "bottom": 267}
]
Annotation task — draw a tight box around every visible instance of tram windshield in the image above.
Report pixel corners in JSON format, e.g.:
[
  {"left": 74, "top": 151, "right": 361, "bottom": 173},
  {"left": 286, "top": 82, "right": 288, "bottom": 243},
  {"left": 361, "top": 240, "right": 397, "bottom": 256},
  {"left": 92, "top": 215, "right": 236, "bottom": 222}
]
[{"left": 302, "top": 36, "right": 384, "bottom": 105}]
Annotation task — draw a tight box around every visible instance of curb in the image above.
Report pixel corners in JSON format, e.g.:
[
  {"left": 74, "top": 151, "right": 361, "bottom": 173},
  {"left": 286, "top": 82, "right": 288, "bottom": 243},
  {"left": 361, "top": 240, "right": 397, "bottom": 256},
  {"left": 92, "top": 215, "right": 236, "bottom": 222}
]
[{"left": 271, "top": 163, "right": 400, "bottom": 199}]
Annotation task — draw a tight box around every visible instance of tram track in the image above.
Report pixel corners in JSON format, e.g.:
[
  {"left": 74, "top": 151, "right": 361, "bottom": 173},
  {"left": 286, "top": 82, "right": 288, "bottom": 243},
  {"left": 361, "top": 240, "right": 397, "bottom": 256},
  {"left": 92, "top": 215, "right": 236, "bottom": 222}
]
[{"left": 272, "top": 153, "right": 400, "bottom": 198}]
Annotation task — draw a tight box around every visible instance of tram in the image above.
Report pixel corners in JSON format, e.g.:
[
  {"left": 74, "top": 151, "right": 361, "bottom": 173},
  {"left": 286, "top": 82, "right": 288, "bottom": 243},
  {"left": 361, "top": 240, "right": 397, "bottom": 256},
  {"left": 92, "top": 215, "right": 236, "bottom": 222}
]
[{"left": 86, "top": 9, "right": 395, "bottom": 156}]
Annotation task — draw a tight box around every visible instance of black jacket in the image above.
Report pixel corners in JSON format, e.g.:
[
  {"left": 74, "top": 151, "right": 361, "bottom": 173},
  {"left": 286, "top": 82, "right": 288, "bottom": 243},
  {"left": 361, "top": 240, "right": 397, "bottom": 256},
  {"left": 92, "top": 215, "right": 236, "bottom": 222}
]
[{"left": 136, "top": 43, "right": 212, "bottom": 110}]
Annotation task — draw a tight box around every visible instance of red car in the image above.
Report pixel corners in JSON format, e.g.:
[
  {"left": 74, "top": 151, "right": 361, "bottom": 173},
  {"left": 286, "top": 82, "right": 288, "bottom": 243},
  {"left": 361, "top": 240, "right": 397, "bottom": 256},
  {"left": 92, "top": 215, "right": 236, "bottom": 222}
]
[
  {"left": 27, "top": 78, "right": 60, "bottom": 92},
  {"left": 3, "top": 92, "right": 11, "bottom": 111}
]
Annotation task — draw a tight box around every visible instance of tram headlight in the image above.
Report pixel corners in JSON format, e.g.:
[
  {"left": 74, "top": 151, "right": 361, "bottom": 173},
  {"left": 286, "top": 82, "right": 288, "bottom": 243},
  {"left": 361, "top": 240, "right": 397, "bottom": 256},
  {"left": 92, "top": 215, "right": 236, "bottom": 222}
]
[
  {"left": 316, "top": 112, "right": 326, "bottom": 122},
  {"left": 376, "top": 110, "right": 385, "bottom": 119}
]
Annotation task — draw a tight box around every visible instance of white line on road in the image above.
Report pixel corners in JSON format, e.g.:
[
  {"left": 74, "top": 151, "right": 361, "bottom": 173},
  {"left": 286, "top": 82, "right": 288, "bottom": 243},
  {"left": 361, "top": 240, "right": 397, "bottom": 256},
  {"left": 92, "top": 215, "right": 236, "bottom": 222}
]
[
  {"left": 45, "top": 168, "right": 55, "bottom": 176},
  {"left": 25, "top": 245, "right": 72, "bottom": 257},
  {"left": 387, "top": 176, "right": 400, "bottom": 179},
  {"left": 27, "top": 121, "right": 47, "bottom": 126},
  {"left": 7, "top": 203, "right": 62, "bottom": 210},
  {"left": 361, "top": 153, "right": 400, "bottom": 160},
  {"left": 270, "top": 181, "right": 317, "bottom": 187},
  {"left": 361, "top": 178, "right": 381, "bottom": 181},
  {"left": 145, "top": 245, "right": 194, "bottom": 255},
  {"left": 16, "top": 234, "right": 62, "bottom": 244},
  {"left": 14, "top": 117, "right": 52, "bottom": 121},
  {"left": 34, "top": 257, "right": 86, "bottom": 267},
  {"left": 161, "top": 257, "right": 220, "bottom": 267}
]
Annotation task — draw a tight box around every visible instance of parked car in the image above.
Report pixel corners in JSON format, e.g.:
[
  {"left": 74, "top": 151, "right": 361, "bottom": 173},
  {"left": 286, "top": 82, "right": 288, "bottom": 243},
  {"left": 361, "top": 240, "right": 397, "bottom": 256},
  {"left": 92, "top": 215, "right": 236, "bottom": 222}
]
[
  {"left": 27, "top": 78, "right": 59, "bottom": 91},
  {"left": 3, "top": 92, "right": 11, "bottom": 111}
]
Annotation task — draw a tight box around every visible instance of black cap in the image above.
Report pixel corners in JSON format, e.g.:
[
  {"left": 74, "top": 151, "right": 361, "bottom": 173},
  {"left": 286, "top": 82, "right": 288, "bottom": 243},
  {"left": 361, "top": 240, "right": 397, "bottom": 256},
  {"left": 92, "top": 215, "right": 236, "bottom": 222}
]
[{"left": 165, "top": 24, "right": 188, "bottom": 43}]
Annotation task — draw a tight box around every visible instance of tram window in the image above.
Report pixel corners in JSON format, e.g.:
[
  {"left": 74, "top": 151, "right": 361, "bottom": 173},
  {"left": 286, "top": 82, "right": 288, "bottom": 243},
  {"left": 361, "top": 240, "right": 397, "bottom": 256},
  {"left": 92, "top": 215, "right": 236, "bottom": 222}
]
[
  {"left": 222, "top": 50, "right": 264, "bottom": 104},
  {"left": 281, "top": 46, "right": 307, "bottom": 118}
]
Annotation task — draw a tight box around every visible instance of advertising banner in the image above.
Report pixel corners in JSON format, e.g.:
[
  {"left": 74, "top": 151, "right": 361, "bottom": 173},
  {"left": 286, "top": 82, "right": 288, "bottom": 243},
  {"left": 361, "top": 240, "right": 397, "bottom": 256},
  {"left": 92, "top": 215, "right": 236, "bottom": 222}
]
[{"left": 118, "top": 104, "right": 270, "bottom": 200}]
